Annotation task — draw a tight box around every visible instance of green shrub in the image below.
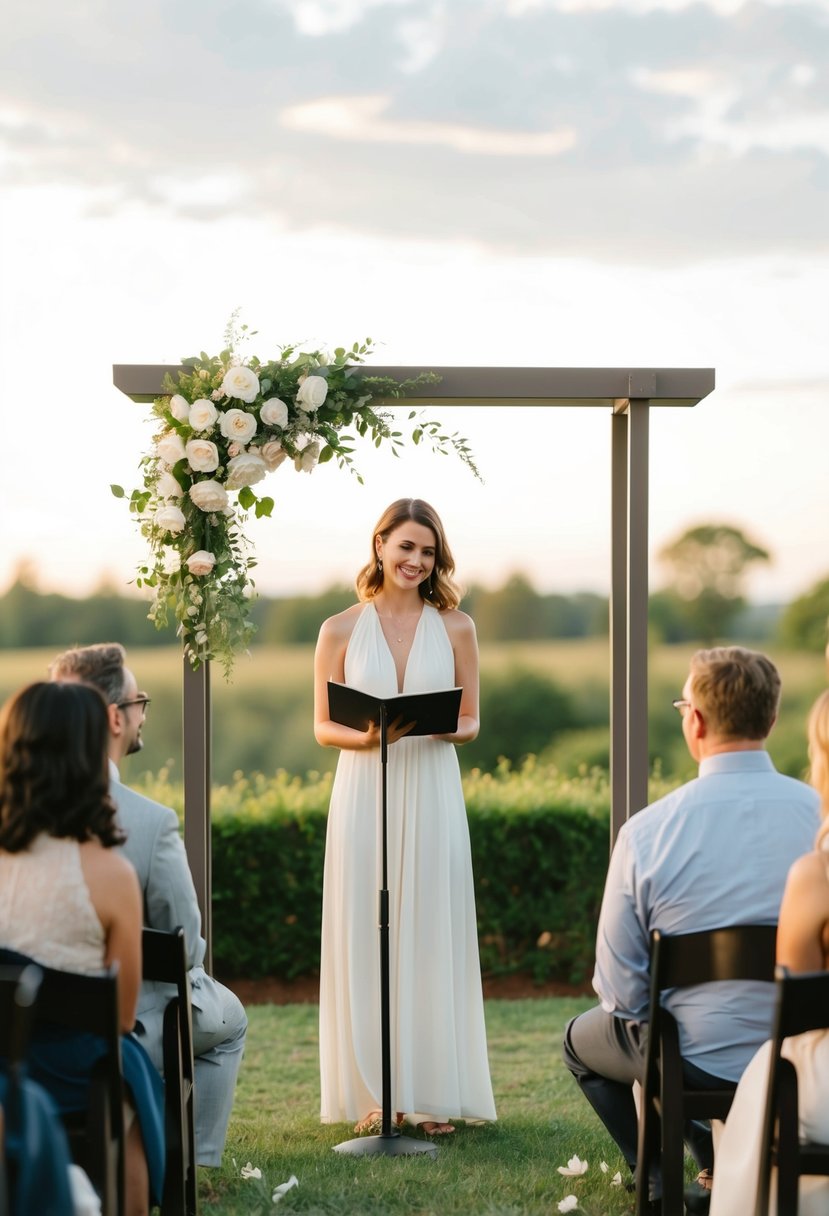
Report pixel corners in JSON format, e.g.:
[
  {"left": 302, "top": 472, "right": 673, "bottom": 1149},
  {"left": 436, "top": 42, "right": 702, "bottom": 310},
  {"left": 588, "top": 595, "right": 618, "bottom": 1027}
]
[{"left": 137, "top": 762, "right": 625, "bottom": 984}]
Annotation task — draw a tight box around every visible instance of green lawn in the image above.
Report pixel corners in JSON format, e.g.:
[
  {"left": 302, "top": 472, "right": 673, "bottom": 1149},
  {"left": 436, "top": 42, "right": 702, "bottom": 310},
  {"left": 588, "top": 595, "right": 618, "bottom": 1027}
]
[{"left": 201, "top": 997, "right": 639, "bottom": 1216}]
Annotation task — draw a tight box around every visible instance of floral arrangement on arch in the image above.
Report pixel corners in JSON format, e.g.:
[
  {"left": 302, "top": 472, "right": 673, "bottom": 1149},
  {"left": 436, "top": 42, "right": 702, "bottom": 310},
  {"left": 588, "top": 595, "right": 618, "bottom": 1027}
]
[{"left": 113, "top": 323, "right": 477, "bottom": 675}]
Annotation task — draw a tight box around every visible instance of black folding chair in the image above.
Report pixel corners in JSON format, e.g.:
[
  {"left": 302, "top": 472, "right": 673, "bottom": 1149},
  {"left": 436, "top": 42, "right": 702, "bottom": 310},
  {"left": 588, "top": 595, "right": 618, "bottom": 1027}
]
[
  {"left": 32, "top": 963, "right": 125, "bottom": 1216},
  {"left": 142, "top": 928, "right": 198, "bottom": 1216},
  {"left": 755, "top": 967, "right": 829, "bottom": 1216},
  {"left": 0, "top": 963, "right": 43, "bottom": 1216},
  {"left": 636, "top": 924, "right": 778, "bottom": 1216}
]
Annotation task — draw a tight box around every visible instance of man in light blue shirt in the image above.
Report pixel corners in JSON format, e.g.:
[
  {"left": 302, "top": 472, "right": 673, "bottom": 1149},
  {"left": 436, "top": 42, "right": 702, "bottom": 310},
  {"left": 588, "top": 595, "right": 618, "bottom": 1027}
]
[{"left": 562, "top": 647, "right": 819, "bottom": 1213}]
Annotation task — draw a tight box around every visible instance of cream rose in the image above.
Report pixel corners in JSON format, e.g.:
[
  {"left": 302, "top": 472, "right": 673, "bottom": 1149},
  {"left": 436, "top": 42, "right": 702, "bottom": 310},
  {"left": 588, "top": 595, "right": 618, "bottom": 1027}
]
[
  {"left": 156, "top": 430, "right": 187, "bottom": 467},
  {"left": 225, "top": 451, "right": 268, "bottom": 490},
  {"left": 220, "top": 365, "right": 260, "bottom": 403},
  {"left": 185, "top": 438, "right": 220, "bottom": 473},
  {"left": 219, "top": 408, "right": 257, "bottom": 445},
  {"left": 156, "top": 471, "right": 183, "bottom": 499},
  {"left": 260, "top": 440, "right": 287, "bottom": 471},
  {"left": 155, "top": 503, "right": 186, "bottom": 534},
  {"left": 189, "top": 479, "right": 229, "bottom": 512},
  {"left": 260, "top": 397, "right": 289, "bottom": 428},
  {"left": 169, "top": 394, "right": 190, "bottom": 422},
  {"left": 186, "top": 550, "right": 216, "bottom": 576},
  {"left": 296, "top": 375, "right": 328, "bottom": 412},
  {"left": 189, "top": 398, "right": 218, "bottom": 431},
  {"left": 295, "top": 441, "right": 321, "bottom": 473},
  {"left": 161, "top": 546, "right": 181, "bottom": 574}
]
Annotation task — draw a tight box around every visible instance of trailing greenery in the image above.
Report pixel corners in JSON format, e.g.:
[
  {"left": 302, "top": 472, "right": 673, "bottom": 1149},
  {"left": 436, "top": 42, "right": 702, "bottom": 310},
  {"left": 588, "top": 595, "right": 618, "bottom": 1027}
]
[{"left": 136, "top": 763, "right": 681, "bottom": 984}]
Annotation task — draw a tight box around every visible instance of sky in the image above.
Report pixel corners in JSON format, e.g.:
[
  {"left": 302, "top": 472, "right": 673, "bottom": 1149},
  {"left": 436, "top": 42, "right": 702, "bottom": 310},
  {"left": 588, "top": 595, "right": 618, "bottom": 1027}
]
[{"left": 1, "top": 0, "right": 828, "bottom": 607}]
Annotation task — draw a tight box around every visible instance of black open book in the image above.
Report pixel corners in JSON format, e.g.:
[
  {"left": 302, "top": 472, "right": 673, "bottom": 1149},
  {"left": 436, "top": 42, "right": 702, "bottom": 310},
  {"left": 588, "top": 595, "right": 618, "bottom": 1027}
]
[{"left": 327, "top": 682, "right": 463, "bottom": 737}]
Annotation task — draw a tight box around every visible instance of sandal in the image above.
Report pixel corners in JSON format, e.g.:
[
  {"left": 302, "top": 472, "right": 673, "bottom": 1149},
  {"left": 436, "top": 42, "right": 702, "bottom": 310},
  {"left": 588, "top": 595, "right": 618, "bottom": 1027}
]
[{"left": 353, "top": 1110, "right": 404, "bottom": 1135}]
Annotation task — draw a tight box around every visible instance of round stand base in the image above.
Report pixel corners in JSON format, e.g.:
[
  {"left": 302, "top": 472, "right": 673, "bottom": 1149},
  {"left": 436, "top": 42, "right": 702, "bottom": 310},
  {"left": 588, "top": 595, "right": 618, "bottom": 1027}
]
[{"left": 333, "top": 1131, "right": 437, "bottom": 1158}]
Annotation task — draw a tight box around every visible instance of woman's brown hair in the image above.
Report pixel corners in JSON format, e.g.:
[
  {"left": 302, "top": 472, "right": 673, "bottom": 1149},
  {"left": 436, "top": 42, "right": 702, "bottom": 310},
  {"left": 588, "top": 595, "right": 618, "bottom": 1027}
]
[
  {"left": 0, "top": 681, "right": 124, "bottom": 852},
  {"left": 355, "top": 498, "right": 461, "bottom": 611},
  {"left": 807, "top": 689, "right": 829, "bottom": 849}
]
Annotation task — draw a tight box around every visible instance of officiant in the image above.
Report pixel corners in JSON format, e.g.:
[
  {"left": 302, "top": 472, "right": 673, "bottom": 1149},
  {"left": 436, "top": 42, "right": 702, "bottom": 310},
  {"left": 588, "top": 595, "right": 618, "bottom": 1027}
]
[{"left": 313, "top": 498, "right": 497, "bottom": 1138}]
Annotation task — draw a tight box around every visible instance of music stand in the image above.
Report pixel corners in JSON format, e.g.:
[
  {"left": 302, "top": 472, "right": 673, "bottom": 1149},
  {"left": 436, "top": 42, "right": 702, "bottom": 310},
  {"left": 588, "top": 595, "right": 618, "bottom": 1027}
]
[{"left": 327, "top": 683, "right": 462, "bottom": 1158}]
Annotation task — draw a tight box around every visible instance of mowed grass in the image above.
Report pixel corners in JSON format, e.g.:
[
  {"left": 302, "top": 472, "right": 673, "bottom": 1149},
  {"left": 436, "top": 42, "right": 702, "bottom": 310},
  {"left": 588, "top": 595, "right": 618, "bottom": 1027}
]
[{"left": 204, "top": 996, "right": 639, "bottom": 1216}]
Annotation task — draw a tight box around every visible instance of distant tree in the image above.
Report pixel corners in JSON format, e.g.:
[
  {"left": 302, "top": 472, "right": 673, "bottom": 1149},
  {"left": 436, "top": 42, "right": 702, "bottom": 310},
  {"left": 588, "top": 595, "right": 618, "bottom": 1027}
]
[
  {"left": 778, "top": 576, "right": 829, "bottom": 652},
  {"left": 657, "top": 523, "right": 771, "bottom": 643}
]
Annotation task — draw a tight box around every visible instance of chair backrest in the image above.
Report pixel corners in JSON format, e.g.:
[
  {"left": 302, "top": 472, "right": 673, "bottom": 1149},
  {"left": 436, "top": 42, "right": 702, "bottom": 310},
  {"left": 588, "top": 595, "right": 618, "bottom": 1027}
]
[
  {"left": 650, "top": 923, "right": 778, "bottom": 995},
  {"left": 756, "top": 966, "right": 829, "bottom": 1216},
  {"left": 30, "top": 963, "right": 125, "bottom": 1216},
  {"left": 0, "top": 964, "right": 42, "bottom": 1070},
  {"left": 141, "top": 927, "right": 198, "bottom": 1216}
]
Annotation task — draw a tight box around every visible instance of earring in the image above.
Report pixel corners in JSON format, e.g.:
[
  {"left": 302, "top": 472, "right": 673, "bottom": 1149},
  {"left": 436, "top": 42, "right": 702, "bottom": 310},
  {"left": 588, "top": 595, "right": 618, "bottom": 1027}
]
[{"left": 378, "top": 558, "right": 383, "bottom": 572}]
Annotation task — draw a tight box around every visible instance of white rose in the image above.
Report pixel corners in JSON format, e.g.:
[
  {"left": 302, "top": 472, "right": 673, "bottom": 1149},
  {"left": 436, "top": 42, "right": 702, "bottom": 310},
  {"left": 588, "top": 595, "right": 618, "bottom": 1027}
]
[
  {"left": 296, "top": 375, "right": 328, "bottom": 412},
  {"left": 169, "top": 394, "right": 190, "bottom": 422},
  {"left": 156, "top": 471, "right": 183, "bottom": 499},
  {"left": 189, "top": 479, "right": 229, "bottom": 512},
  {"left": 185, "top": 438, "right": 220, "bottom": 473},
  {"left": 219, "top": 408, "right": 257, "bottom": 445},
  {"left": 155, "top": 503, "right": 186, "bottom": 534},
  {"left": 221, "top": 365, "right": 260, "bottom": 403},
  {"left": 260, "top": 440, "right": 287, "bottom": 471},
  {"left": 186, "top": 550, "right": 216, "bottom": 577},
  {"left": 189, "top": 399, "right": 218, "bottom": 431},
  {"left": 227, "top": 442, "right": 241, "bottom": 457},
  {"left": 260, "top": 397, "right": 289, "bottom": 428},
  {"left": 156, "top": 430, "right": 187, "bottom": 467},
  {"left": 225, "top": 451, "right": 268, "bottom": 490},
  {"left": 161, "top": 546, "right": 181, "bottom": 574},
  {"left": 295, "top": 440, "right": 321, "bottom": 473}
]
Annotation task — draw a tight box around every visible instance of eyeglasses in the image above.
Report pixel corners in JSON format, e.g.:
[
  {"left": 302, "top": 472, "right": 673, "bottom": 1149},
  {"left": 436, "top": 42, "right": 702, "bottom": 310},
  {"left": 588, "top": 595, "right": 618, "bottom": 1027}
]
[
  {"left": 672, "top": 698, "right": 691, "bottom": 715},
  {"left": 117, "top": 694, "right": 151, "bottom": 714}
]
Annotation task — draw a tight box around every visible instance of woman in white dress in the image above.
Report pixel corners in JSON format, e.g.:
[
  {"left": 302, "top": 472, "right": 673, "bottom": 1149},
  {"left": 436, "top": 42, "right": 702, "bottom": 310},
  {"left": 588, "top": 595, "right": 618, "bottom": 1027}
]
[
  {"left": 314, "top": 498, "right": 496, "bottom": 1136},
  {"left": 710, "top": 689, "right": 829, "bottom": 1215}
]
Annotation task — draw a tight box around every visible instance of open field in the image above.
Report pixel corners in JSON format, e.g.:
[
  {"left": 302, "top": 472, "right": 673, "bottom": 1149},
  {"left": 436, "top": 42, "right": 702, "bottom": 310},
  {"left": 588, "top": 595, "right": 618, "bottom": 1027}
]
[{"left": 2, "top": 639, "right": 825, "bottom": 783}]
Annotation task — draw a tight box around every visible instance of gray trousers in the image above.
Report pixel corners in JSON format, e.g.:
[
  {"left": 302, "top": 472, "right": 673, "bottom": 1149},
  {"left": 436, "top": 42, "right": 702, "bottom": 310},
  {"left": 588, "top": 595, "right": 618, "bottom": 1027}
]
[
  {"left": 562, "top": 1004, "right": 724, "bottom": 1200},
  {"left": 137, "top": 980, "right": 247, "bottom": 1167}
]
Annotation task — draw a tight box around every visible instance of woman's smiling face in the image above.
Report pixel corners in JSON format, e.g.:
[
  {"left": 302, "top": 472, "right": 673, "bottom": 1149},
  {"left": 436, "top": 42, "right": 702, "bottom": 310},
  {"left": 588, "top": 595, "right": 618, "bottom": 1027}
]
[{"left": 377, "top": 521, "right": 437, "bottom": 591}]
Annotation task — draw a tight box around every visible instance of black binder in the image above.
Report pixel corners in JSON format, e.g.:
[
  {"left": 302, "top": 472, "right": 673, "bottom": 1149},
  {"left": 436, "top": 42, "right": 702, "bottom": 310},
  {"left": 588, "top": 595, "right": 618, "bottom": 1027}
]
[{"left": 327, "top": 682, "right": 462, "bottom": 736}]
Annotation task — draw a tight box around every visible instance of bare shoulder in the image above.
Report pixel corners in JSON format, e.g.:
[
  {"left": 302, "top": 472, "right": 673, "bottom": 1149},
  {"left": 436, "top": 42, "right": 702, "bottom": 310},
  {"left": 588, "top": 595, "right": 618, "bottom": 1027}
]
[
  {"left": 786, "top": 849, "right": 828, "bottom": 890},
  {"left": 318, "top": 602, "right": 364, "bottom": 645},
  {"left": 439, "top": 607, "right": 477, "bottom": 642},
  {"left": 78, "top": 841, "right": 136, "bottom": 890}
]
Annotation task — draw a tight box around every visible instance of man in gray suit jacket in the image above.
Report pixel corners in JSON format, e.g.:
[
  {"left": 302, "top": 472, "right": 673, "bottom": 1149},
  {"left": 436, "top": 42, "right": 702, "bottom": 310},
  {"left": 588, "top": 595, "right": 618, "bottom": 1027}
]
[{"left": 50, "top": 642, "right": 247, "bottom": 1167}]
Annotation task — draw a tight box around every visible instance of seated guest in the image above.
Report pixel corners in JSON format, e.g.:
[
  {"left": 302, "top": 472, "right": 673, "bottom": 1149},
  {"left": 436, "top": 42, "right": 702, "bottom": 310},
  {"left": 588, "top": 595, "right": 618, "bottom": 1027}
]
[
  {"left": 0, "top": 681, "right": 164, "bottom": 1216},
  {"left": 710, "top": 689, "right": 829, "bottom": 1215},
  {"left": 562, "top": 647, "right": 820, "bottom": 1214},
  {"left": 49, "top": 643, "right": 247, "bottom": 1167}
]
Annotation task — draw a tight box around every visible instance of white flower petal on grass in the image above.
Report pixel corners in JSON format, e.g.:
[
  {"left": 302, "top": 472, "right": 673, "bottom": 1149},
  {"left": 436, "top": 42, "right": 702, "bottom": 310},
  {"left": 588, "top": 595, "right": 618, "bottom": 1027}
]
[
  {"left": 611, "top": 1171, "right": 623, "bottom": 1186},
  {"left": 272, "top": 1174, "right": 298, "bottom": 1203},
  {"left": 240, "top": 1162, "right": 262, "bottom": 1180},
  {"left": 600, "top": 1162, "right": 608, "bottom": 1173},
  {"left": 557, "top": 1155, "right": 589, "bottom": 1177},
  {"left": 557, "top": 1197, "right": 580, "bottom": 1213}
]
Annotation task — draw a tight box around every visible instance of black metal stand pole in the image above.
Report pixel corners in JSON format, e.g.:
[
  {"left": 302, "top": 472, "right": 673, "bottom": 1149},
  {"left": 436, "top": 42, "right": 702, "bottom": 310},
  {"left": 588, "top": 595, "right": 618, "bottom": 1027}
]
[{"left": 333, "top": 704, "right": 437, "bottom": 1158}]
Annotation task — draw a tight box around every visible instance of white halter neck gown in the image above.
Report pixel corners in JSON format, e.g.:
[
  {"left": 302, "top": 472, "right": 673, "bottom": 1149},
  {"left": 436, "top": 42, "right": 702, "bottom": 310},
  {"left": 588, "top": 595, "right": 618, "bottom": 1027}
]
[{"left": 319, "top": 602, "right": 496, "bottom": 1125}]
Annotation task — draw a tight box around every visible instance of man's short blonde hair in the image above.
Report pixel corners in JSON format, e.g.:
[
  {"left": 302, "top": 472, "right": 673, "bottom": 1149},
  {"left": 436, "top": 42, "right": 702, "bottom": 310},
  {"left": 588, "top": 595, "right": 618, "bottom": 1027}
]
[{"left": 689, "top": 646, "right": 781, "bottom": 741}]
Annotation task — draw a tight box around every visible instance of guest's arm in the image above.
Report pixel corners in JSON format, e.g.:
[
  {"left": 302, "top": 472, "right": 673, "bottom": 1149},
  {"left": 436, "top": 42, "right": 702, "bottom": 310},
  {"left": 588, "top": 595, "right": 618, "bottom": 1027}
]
[
  {"left": 776, "top": 851, "right": 827, "bottom": 973},
  {"left": 592, "top": 829, "right": 651, "bottom": 1019}
]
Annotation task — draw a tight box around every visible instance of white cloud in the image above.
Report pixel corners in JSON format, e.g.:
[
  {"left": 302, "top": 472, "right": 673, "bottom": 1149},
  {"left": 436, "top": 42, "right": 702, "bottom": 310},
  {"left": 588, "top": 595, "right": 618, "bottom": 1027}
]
[{"left": 279, "top": 93, "right": 577, "bottom": 155}]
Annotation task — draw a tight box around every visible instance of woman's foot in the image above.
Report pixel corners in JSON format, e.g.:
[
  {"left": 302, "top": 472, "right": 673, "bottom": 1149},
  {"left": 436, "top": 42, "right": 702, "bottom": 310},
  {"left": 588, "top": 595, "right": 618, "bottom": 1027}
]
[{"left": 416, "top": 1120, "right": 455, "bottom": 1136}]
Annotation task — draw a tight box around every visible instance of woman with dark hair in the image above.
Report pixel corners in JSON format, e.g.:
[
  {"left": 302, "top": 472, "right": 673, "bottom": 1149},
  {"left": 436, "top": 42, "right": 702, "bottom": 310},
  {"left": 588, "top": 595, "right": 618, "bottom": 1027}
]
[
  {"left": 314, "top": 499, "right": 496, "bottom": 1135},
  {"left": 0, "top": 681, "right": 164, "bottom": 1216}
]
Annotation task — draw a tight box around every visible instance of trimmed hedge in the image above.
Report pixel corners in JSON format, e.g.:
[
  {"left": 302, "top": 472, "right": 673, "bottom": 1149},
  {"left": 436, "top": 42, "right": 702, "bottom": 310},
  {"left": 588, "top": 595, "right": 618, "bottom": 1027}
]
[{"left": 136, "top": 762, "right": 676, "bottom": 984}]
